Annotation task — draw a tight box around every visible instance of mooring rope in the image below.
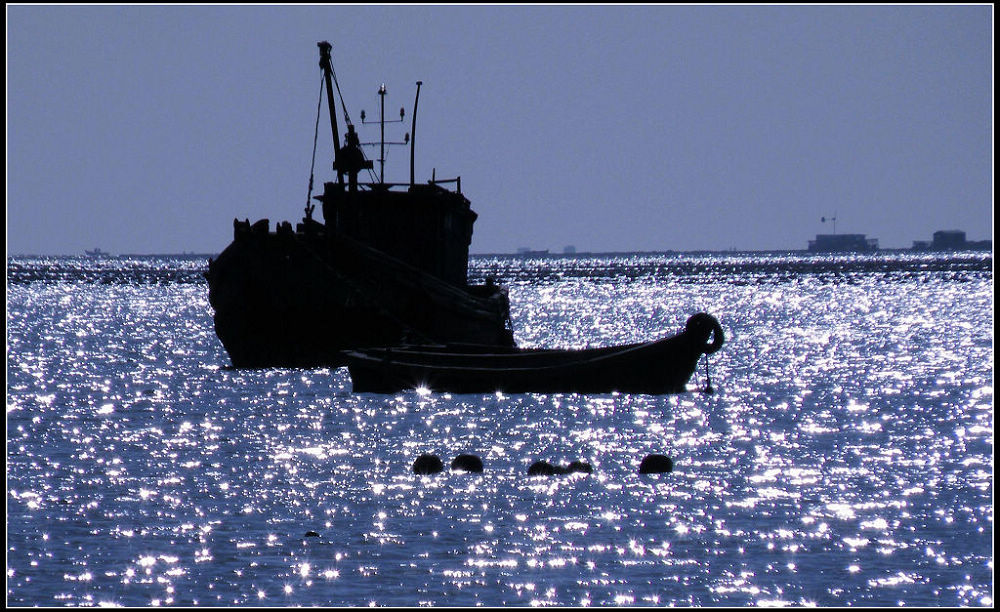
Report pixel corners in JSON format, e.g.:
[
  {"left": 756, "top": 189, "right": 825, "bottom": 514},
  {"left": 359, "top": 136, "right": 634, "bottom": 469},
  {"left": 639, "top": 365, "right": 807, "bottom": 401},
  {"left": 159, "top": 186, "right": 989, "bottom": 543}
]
[{"left": 703, "top": 353, "right": 714, "bottom": 394}]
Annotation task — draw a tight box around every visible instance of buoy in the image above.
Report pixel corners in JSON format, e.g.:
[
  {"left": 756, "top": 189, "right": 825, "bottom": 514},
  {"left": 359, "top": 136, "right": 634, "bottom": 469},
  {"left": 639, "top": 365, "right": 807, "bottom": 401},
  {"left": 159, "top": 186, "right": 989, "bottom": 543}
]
[
  {"left": 412, "top": 454, "right": 444, "bottom": 475},
  {"left": 527, "top": 460, "right": 561, "bottom": 476},
  {"left": 450, "top": 454, "right": 484, "bottom": 472},
  {"left": 528, "top": 460, "right": 593, "bottom": 476},
  {"left": 638, "top": 454, "right": 673, "bottom": 474},
  {"left": 304, "top": 530, "right": 320, "bottom": 538}
]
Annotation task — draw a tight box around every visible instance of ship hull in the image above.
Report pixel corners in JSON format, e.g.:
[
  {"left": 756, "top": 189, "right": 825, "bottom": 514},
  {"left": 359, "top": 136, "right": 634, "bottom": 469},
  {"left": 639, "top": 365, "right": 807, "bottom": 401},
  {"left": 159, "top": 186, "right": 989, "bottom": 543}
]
[{"left": 206, "top": 226, "right": 513, "bottom": 369}]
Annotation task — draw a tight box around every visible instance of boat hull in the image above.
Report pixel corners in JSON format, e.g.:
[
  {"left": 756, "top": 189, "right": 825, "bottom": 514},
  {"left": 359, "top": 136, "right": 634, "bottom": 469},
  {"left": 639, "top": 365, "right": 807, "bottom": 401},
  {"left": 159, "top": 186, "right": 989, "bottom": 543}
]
[
  {"left": 206, "top": 225, "right": 514, "bottom": 368},
  {"left": 344, "top": 313, "right": 724, "bottom": 394}
]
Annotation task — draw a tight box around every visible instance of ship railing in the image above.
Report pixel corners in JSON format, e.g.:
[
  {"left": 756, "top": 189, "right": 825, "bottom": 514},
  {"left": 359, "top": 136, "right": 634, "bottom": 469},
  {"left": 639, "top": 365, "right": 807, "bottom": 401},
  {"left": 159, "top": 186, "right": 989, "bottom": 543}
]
[{"left": 359, "top": 176, "right": 462, "bottom": 194}]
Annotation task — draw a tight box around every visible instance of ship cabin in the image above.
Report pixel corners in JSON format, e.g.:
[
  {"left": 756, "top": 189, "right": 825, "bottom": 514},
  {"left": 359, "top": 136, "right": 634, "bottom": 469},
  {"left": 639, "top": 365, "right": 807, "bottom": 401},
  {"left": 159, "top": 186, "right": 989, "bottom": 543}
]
[
  {"left": 314, "top": 180, "right": 476, "bottom": 288},
  {"left": 288, "top": 41, "right": 479, "bottom": 289}
]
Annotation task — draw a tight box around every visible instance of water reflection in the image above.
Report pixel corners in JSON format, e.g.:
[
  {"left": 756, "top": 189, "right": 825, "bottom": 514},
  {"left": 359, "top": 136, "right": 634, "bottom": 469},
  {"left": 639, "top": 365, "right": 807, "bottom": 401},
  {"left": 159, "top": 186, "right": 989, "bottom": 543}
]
[{"left": 6, "top": 253, "right": 993, "bottom": 606}]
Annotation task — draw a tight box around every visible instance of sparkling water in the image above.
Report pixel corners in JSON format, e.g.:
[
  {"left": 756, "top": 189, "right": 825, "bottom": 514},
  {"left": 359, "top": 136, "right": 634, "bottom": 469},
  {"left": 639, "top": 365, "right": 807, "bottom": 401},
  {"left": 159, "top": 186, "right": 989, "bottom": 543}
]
[{"left": 6, "top": 251, "right": 993, "bottom": 606}]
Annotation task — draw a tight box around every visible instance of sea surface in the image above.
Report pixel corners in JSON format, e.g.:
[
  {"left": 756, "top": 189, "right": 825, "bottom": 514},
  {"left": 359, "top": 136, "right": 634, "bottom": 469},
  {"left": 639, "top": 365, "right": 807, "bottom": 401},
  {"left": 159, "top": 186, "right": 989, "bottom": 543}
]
[{"left": 6, "top": 251, "right": 994, "bottom": 607}]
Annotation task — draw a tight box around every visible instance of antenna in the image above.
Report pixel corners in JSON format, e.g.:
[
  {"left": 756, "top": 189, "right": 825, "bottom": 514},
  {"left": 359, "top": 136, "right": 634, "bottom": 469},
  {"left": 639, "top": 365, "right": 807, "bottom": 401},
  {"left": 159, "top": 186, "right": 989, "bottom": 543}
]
[
  {"left": 410, "top": 81, "right": 422, "bottom": 187},
  {"left": 360, "top": 84, "right": 409, "bottom": 184},
  {"left": 821, "top": 213, "right": 838, "bottom": 234}
]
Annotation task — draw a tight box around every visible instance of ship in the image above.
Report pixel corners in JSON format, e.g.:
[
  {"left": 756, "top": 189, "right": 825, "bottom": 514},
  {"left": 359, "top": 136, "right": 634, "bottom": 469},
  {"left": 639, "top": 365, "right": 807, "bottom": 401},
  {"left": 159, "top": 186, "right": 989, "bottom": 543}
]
[{"left": 206, "top": 41, "right": 515, "bottom": 368}]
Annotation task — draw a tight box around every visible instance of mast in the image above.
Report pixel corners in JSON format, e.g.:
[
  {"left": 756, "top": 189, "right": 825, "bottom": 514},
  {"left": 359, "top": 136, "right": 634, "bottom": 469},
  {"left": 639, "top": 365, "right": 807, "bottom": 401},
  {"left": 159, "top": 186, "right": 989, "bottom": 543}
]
[
  {"left": 361, "top": 85, "right": 407, "bottom": 184},
  {"left": 319, "top": 41, "right": 372, "bottom": 191},
  {"left": 317, "top": 41, "right": 344, "bottom": 186},
  {"left": 379, "top": 84, "right": 386, "bottom": 184}
]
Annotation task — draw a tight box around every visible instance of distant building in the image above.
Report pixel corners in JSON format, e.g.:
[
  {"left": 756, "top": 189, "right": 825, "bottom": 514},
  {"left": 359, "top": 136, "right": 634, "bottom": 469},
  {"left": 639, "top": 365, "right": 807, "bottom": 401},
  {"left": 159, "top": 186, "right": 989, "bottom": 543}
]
[
  {"left": 516, "top": 247, "right": 549, "bottom": 256},
  {"left": 912, "top": 229, "right": 991, "bottom": 252},
  {"left": 563, "top": 245, "right": 576, "bottom": 255},
  {"left": 933, "top": 230, "right": 967, "bottom": 249},
  {"left": 808, "top": 233, "right": 878, "bottom": 253}
]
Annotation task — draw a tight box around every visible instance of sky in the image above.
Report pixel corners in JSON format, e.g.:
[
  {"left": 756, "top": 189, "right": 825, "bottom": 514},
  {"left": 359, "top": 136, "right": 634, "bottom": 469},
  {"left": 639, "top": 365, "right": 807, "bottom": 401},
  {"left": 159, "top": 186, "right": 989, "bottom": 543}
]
[{"left": 6, "top": 5, "right": 993, "bottom": 255}]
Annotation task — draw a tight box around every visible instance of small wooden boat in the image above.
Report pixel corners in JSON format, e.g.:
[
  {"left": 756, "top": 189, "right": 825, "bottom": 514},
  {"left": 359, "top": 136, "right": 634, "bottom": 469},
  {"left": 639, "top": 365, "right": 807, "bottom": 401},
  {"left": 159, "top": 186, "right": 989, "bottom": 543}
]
[{"left": 344, "top": 313, "right": 724, "bottom": 394}]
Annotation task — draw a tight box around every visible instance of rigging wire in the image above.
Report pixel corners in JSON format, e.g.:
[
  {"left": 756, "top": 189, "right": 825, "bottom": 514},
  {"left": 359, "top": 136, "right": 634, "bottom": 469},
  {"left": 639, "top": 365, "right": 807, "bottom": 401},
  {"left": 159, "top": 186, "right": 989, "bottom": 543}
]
[
  {"left": 319, "top": 57, "right": 380, "bottom": 187},
  {"left": 305, "top": 75, "right": 324, "bottom": 217},
  {"left": 328, "top": 61, "right": 353, "bottom": 127},
  {"left": 329, "top": 62, "right": 380, "bottom": 184}
]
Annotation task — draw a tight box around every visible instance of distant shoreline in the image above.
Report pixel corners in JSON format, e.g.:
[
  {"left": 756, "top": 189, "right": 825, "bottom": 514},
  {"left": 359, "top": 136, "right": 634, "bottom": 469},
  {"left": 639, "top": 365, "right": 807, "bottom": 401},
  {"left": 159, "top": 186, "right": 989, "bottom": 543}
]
[
  {"left": 470, "top": 246, "right": 994, "bottom": 257},
  {"left": 5, "top": 247, "right": 994, "bottom": 259}
]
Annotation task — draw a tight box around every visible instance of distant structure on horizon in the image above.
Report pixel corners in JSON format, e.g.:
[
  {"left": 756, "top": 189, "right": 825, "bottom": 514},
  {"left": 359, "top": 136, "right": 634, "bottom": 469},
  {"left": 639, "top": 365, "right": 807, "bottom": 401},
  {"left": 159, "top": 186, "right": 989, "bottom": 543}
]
[
  {"left": 807, "top": 233, "right": 879, "bottom": 253},
  {"left": 516, "top": 247, "right": 550, "bottom": 256},
  {"left": 563, "top": 245, "right": 576, "bottom": 255},
  {"left": 912, "top": 230, "right": 992, "bottom": 252}
]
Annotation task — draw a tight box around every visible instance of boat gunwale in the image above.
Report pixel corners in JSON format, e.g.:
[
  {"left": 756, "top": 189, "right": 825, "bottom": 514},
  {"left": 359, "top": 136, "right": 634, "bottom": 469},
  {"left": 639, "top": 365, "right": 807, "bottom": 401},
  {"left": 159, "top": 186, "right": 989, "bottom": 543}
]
[{"left": 342, "top": 333, "right": 696, "bottom": 377}]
